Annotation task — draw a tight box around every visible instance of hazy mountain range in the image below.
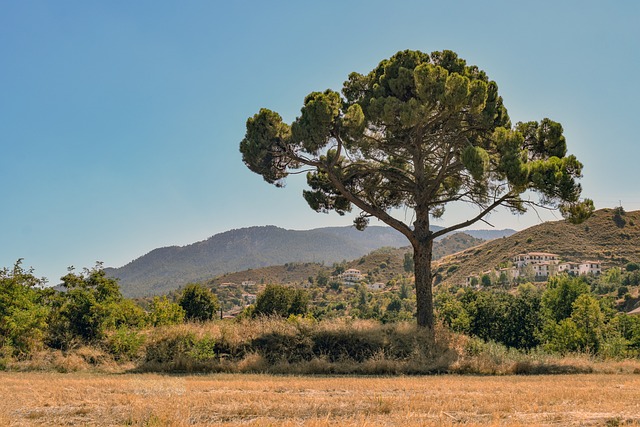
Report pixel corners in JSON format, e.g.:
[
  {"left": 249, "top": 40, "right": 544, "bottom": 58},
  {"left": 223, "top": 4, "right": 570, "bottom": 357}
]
[{"left": 106, "top": 225, "right": 515, "bottom": 297}]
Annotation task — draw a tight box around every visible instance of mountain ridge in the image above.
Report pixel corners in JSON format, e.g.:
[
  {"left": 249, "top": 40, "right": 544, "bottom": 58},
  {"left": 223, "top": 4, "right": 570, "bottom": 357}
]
[{"left": 107, "top": 224, "right": 515, "bottom": 297}]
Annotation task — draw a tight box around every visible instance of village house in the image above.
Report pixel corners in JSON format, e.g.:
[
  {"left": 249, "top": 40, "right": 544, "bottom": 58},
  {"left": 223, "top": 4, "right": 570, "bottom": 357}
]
[
  {"left": 339, "top": 268, "right": 363, "bottom": 284},
  {"left": 531, "top": 262, "right": 553, "bottom": 278},
  {"left": 557, "top": 262, "right": 581, "bottom": 275},
  {"left": 579, "top": 261, "right": 602, "bottom": 276},
  {"left": 465, "top": 252, "right": 603, "bottom": 286},
  {"left": 512, "top": 252, "right": 560, "bottom": 268},
  {"left": 557, "top": 261, "right": 602, "bottom": 276}
]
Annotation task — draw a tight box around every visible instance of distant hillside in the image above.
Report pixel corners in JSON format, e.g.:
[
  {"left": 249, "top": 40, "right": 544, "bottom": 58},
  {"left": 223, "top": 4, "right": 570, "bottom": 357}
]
[
  {"left": 207, "top": 232, "right": 484, "bottom": 291},
  {"left": 436, "top": 208, "right": 640, "bottom": 286},
  {"left": 108, "top": 225, "right": 412, "bottom": 297},
  {"left": 108, "top": 223, "right": 501, "bottom": 297}
]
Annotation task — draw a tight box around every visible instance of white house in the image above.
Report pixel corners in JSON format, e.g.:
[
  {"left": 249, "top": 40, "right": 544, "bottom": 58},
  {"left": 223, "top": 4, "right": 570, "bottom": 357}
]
[
  {"left": 557, "top": 261, "right": 601, "bottom": 276},
  {"left": 513, "top": 252, "right": 560, "bottom": 268},
  {"left": 340, "top": 268, "right": 363, "bottom": 284},
  {"left": 558, "top": 262, "right": 581, "bottom": 275},
  {"left": 531, "top": 262, "right": 553, "bottom": 277},
  {"left": 579, "top": 261, "right": 602, "bottom": 276}
]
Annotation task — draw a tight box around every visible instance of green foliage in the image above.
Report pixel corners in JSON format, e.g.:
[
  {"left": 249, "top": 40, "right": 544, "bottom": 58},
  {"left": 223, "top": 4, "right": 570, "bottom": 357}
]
[
  {"left": 481, "top": 274, "right": 492, "bottom": 287},
  {"left": 436, "top": 285, "right": 542, "bottom": 350},
  {"left": 435, "top": 292, "right": 471, "bottom": 333},
  {"left": 148, "top": 296, "right": 185, "bottom": 326},
  {"left": 626, "top": 262, "right": 640, "bottom": 272},
  {"left": 106, "top": 327, "right": 145, "bottom": 360},
  {"left": 240, "top": 49, "right": 590, "bottom": 327},
  {"left": 253, "top": 284, "right": 309, "bottom": 318},
  {"left": 178, "top": 284, "right": 220, "bottom": 322},
  {"left": 316, "top": 270, "right": 329, "bottom": 286},
  {"left": 541, "top": 275, "right": 590, "bottom": 323},
  {"left": 403, "top": 252, "right": 414, "bottom": 273},
  {"left": 543, "top": 293, "right": 605, "bottom": 354},
  {"left": 0, "top": 260, "right": 49, "bottom": 356},
  {"left": 47, "top": 265, "right": 143, "bottom": 348}
]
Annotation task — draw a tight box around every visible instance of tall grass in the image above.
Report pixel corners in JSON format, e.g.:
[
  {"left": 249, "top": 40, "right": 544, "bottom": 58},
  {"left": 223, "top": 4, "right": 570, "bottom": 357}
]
[
  {"left": 4, "top": 317, "right": 640, "bottom": 375},
  {"left": 137, "top": 317, "right": 457, "bottom": 375}
]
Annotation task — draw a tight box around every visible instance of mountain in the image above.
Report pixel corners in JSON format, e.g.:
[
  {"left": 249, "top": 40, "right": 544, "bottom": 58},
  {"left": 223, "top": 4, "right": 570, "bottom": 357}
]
[
  {"left": 435, "top": 208, "right": 640, "bottom": 286},
  {"left": 107, "top": 224, "right": 513, "bottom": 298},
  {"left": 205, "top": 232, "right": 487, "bottom": 291}
]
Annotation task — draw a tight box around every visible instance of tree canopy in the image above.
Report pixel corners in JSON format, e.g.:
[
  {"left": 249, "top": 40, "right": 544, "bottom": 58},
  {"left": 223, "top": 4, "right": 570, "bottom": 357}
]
[{"left": 240, "top": 49, "right": 592, "bottom": 328}]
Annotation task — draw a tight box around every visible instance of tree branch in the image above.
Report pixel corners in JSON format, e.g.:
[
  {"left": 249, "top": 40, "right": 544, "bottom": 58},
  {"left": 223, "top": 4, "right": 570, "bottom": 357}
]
[{"left": 431, "top": 193, "right": 514, "bottom": 239}]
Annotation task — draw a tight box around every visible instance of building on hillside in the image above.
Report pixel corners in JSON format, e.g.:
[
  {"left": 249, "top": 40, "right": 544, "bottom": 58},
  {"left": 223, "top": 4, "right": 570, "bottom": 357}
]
[
  {"left": 498, "top": 266, "right": 520, "bottom": 281},
  {"left": 340, "top": 268, "right": 363, "bottom": 284},
  {"left": 462, "top": 252, "right": 603, "bottom": 288},
  {"left": 512, "top": 252, "right": 560, "bottom": 268},
  {"left": 241, "top": 280, "right": 256, "bottom": 287},
  {"left": 367, "top": 282, "right": 385, "bottom": 291},
  {"left": 579, "top": 261, "right": 602, "bottom": 276},
  {"left": 531, "top": 262, "right": 554, "bottom": 278},
  {"left": 557, "top": 262, "right": 581, "bottom": 275},
  {"left": 557, "top": 261, "right": 602, "bottom": 276}
]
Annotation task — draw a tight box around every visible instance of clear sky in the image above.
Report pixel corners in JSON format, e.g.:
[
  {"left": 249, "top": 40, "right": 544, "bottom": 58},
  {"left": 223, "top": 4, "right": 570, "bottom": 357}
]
[{"left": 1, "top": 1, "right": 639, "bottom": 283}]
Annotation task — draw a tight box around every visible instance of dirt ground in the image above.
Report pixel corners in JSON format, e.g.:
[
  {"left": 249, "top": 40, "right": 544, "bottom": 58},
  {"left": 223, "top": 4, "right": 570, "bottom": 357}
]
[{"left": 1, "top": 372, "right": 640, "bottom": 426}]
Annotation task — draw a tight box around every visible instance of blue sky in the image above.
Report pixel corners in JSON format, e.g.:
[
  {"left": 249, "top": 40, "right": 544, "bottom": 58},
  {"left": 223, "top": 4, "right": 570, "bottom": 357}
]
[{"left": 1, "top": 1, "right": 639, "bottom": 283}]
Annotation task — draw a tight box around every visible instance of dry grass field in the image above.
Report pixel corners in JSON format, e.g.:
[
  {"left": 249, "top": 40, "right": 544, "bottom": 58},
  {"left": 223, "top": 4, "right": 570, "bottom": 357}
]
[{"left": 1, "top": 372, "right": 640, "bottom": 426}]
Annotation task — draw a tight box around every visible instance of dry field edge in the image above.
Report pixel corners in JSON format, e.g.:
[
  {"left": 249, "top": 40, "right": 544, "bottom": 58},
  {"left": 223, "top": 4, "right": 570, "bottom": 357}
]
[{"left": 2, "top": 372, "right": 640, "bottom": 426}]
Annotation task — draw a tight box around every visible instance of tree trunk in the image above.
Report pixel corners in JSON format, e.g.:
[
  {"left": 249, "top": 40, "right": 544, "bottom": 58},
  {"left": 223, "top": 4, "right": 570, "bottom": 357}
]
[{"left": 413, "top": 232, "right": 434, "bottom": 329}]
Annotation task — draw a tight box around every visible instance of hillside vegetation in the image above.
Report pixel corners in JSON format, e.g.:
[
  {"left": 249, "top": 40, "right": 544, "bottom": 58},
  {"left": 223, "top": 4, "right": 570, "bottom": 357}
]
[
  {"left": 107, "top": 224, "right": 500, "bottom": 297},
  {"left": 107, "top": 225, "right": 410, "bottom": 297},
  {"left": 206, "top": 233, "right": 485, "bottom": 290},
  {"left": 437, "top": 208, "right": 640, "bottom": 285}
]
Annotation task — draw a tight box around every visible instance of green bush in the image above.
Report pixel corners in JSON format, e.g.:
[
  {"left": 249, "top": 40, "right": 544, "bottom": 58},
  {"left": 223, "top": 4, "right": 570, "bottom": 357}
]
[
  {"left": 0, "top": 260, "right": 50, "bottom": 357},
  {"left": 253, "top": 284, "right": 309, "bottom": 318},
  {"left": 106, "top": 327, "right": 145, "bottom": 360},
  {"left": 46, "top": 266, "right": 144, "bottom": 349},
  {"left": 148, "top": 296, "right": 185, "bottom": 326},
  {"left": 178, "top": 284, "right": 220, "bottom": 322}
]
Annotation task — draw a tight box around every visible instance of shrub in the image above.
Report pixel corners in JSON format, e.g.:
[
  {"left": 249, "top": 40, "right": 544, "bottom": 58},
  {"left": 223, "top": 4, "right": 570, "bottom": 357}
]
[
  {"left": 626, "top": 262, "right": 640, "bottom": 272},
  {"left": 105, "top": 327, "right": 145, "bottom": 360},
  {"left": 178, "top": 284, "right": 220, "bottom": 322},
  {"left": 253, "top": 284, "right": 309, "bottom": 318},
  {"left": 148, "top": 296, "right": 185, "bottom": 326},
  {"left": 0, "top": 261, "right": 50, "bottom": 357}
]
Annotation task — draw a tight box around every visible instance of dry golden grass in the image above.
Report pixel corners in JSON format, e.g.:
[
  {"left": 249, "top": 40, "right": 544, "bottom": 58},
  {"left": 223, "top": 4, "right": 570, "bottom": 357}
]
[{"left": 1, "top": 372, "right": 640, "bottom": 426}]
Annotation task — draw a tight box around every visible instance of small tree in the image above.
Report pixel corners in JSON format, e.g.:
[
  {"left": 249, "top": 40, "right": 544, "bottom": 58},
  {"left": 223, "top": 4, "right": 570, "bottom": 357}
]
[
  {"left": 178, "top": 284, "right": 220, "bottom": 322},
  {"left": 403, "top": 252, "right": 414, "bottom": 273},
  {"left": 149, "top": 296, "right": 185, "bottom": 326},
  {"left": 253, "top": 284, "right": 309, "bottom": 317},
  {"left": 240, "top": 49, "right": 592, "bottom": 328},
  {"left": 0, "top": 260, "right": 49, "bottom": 356},
  {"left": 48, "top": 265, "right": 143, "bottom": 347}
]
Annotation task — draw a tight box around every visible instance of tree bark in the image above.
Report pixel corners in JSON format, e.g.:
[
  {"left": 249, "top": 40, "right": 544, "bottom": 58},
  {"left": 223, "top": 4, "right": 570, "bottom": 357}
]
[
  {"left": 413, "top": 209, "right": 434, "bottom": 329},
  {"left": 413, "top": 238, "right": 434, "bottom": 328}
]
